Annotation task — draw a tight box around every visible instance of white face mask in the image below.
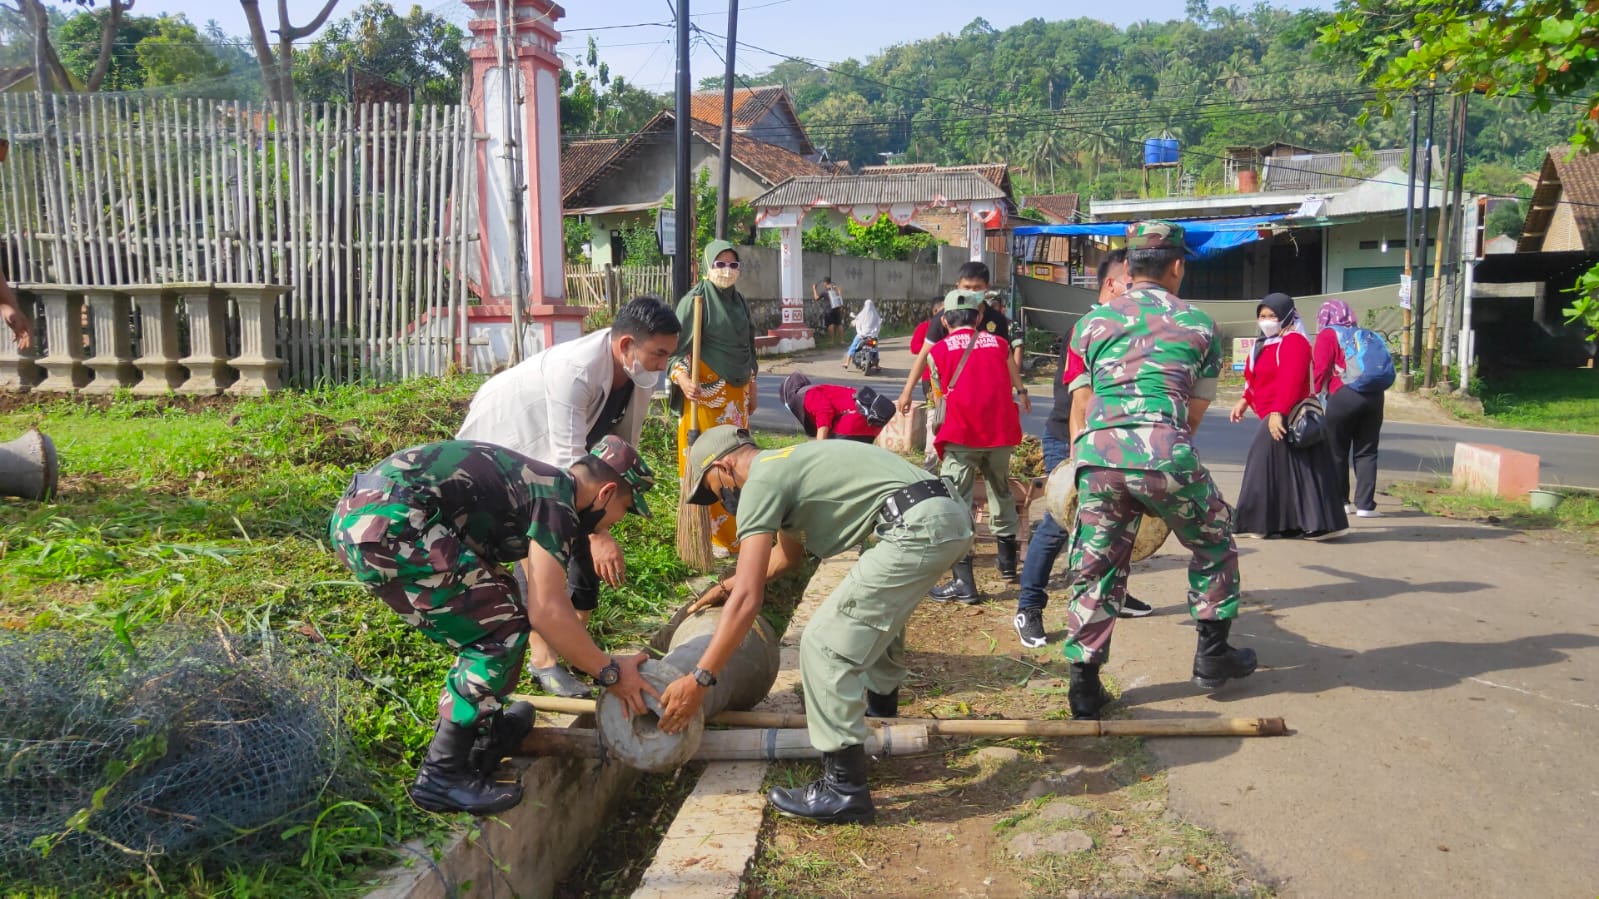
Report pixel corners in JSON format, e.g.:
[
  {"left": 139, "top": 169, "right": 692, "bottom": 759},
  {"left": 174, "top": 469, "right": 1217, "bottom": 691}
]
[
  {"left": 707, "top": 268, "right": 740, "bottom": 290},
  {"left": 1259, "top": 319, "right": 1282, "bottom": 338},
  {"left": 624, "top": 354, "right": 662, "bottom": 389}
]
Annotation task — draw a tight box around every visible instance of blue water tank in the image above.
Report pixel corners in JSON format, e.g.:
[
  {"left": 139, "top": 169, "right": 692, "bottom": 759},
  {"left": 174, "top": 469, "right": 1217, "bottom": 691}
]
[
  {"left": 1143, "top": 138, "right": 1163, "bottom": 167},
  {"left": 1142, "top": 137, "right": 1181, "bottom": 166},
  {"left": 1160, "top": 138, "right": 1180, "bottom": 164}
]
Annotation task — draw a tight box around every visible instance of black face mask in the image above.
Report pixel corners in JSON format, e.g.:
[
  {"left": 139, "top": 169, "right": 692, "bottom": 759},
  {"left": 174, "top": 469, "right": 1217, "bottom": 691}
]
[
  {"left": 578, "top": 501, "right": 607, "bottom": 534},
  {"left": 717, "top": 485, "right": 741, "bottom": 516}
]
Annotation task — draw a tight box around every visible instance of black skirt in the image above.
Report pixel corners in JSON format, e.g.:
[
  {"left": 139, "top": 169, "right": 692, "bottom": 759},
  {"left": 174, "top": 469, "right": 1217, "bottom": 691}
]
[{"left": 1234, "top": 421, "right": 1350, "bottom": 537}]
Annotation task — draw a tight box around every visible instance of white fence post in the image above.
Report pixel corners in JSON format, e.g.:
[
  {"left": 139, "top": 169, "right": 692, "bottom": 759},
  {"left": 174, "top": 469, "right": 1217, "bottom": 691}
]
[
  {"left": 32, "top": 286, "right": 91, "bottom": 393},
  {"left": 126, "top": 285, "right": 186, "bottom": 395},
  {"left": 80, "top": 288, "right": 138, "bottom": 395},
  {"left": 175, "top": 283, "right": 234, "bottom": 396}
]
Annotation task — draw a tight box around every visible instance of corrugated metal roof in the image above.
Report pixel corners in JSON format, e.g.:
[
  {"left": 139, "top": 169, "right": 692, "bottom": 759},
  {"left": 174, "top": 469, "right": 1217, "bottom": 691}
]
[
  {"left": 753, "top": 172, "right": 1005, "bottom": 209},
  {"left": 857, "top": 162, "right": 1011, "bottom": 193},
  {"left": 1261, "top": 147, "right": 1434, "bottom": 192}
]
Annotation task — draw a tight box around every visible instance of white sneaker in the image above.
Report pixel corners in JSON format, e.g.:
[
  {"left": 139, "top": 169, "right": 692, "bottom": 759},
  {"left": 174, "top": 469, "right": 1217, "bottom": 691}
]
[
  {"left": 1356, "top": 509, "right": 1382, "bottom": 518},
  {"left": 1344, "top": 503, "right": 1357, "bottom": 515}
]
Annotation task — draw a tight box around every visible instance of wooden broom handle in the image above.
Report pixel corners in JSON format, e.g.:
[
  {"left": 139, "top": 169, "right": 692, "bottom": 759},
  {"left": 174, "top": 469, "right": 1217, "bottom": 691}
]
[{"left": 687, "top": 291, "right": 704, "bottom": 426}]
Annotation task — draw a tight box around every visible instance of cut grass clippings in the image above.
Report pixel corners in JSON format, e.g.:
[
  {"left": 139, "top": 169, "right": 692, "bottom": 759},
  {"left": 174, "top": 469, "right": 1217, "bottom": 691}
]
[
  {"left": 1389, "top": 479, "right": 1599, "bottom": 551},
  {"left": 0, "top": 381, "right": 714, "bottom": 897}
]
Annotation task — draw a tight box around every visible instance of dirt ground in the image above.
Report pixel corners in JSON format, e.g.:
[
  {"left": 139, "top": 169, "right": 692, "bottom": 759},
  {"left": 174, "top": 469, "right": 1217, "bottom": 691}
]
[{"left": 741, "top": 544, "right": 1270, "bottom": 899}]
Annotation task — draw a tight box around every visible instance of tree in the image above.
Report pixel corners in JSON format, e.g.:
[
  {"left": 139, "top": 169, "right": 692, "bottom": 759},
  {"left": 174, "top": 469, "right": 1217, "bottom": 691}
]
[
  {"left": 137, "top": 16, "right": 228, "bottom": 87},
  {"left": 54, "top": 5, "right": 153, "bottom": 91},
  {"left": 1484, "top": 200, "right": 1524, "bottom": 240},
  {"left": 1322, "top": 0, "right": 1599, "bottom": 335},
  {"left": 4, "top": 0, "right": 119, "bottom": 93},
  {"left": 239, "top": 0, "right": 341, "bottom": 103},
  {"left": 294, "top": 1, "right": 467, "bottom": 104},
  {"left": 560, "top": 35, "right": 663, "bottom": 135}
]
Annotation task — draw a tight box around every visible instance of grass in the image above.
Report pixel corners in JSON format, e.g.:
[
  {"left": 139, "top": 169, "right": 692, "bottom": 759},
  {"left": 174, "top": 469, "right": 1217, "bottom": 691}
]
[
  {"left": 1474, "top": 368, "right": 1599, "bottom": 434},
  {"left": 0, "top": 380, "right": 715, "bottom": 897},
  {"left": 1388, "top": 479, "right": 1599, "bottom": 549}
]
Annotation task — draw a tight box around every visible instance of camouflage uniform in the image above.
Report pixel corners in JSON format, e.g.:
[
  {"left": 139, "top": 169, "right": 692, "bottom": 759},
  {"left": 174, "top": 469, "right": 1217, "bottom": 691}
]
[
  {"left": 1062, "top": 222, "right": 1240, "bottom": 664},
  {"left": 329, "top": 441, "right": 583, "bottom": 727}
]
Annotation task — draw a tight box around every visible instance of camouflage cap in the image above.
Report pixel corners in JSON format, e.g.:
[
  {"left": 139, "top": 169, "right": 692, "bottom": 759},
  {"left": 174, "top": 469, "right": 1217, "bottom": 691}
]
[
  {"left": 686, "top": 425, "right": 757, "bottom": 505},
  {"left": 589, "top": 435, "right": 655, "bottom": 518},
  {"left": 943, "top": 288, "right": 986, "bottom": 312},
  {"left": 1125, "top": 220, "right": 1186, "bottom": 251}
]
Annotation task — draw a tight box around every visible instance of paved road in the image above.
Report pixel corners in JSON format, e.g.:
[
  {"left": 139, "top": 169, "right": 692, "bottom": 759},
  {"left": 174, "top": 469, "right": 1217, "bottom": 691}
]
[{"left": 753, "top": 338, "right": 1599, "bottom": 489}]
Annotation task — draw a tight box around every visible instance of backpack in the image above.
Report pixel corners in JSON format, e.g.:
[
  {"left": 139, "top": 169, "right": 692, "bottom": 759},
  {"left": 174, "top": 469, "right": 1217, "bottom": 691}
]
[
  {"left": 853, "top": 386, "right": 896, "bottom": 427},
  {"left": 1328, "top": 325, "right": 1395, "bottom": 394}
]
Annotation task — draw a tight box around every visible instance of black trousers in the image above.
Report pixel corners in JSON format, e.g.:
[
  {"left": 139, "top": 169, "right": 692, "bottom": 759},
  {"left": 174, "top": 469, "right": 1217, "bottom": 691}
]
[{"left": 1325, "top": 387, "right": 1385, "bottom": 512}]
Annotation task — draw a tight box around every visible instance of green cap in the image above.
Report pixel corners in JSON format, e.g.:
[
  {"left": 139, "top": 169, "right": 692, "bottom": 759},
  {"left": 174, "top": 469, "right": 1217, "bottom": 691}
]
[
  {"left": 1125, "top": 220, "right": 1186, "bottom": 251},
  {"left": 589, "top": 435, "right": 656, "bottom": 518},
  {"left": 943, "top": 288, "right": 986, "bottom": 312},
  {"left": 686, "top": 426, "right": 757, "bottom": 505}
]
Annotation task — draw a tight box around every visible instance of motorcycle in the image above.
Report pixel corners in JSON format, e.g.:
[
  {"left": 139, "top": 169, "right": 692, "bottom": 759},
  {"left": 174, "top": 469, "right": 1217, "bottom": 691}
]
[{"left": 849, "top": 336, "right": 881, "bottom": 375}]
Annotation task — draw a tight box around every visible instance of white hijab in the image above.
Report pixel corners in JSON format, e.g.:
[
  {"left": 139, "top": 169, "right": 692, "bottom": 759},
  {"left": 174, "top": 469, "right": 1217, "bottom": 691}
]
[{"left": 853, "top": 299, "right": 882, "bottom": 338}]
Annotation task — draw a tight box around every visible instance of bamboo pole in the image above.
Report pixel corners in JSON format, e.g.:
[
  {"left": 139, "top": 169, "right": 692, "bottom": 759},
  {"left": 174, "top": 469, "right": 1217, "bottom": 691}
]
[
  {"left": 510, "top": 695, "right": 1290, "bottom": 738},
  {"left": 522, "top": 725, "right": 930, "bottom": 761}
]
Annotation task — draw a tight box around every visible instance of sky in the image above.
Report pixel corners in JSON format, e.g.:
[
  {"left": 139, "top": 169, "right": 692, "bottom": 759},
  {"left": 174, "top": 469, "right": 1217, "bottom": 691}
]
[{"left": 133, "top": 0, "right": 1333, "bottom": 93}]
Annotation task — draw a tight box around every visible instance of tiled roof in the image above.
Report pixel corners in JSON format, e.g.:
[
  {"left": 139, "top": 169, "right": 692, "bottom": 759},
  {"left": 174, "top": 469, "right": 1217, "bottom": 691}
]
[
  {"left": 1518, "top": 146, "right": 1599, "bottom": 252},
  {"left": 689, "top": 85, "right": 785, "bottom": 128},
  {"left": 857, "top": 162, "right": 1012, "bottom": 194},
  {"left": 1260, "top": 147, "right": 1430, "bottom": 192},
  {"left": 1024, "top": 193, "right": 1080, "bottom": 223},
  {"left": 560, "top": 139, "right": 620, "bottom": 201},
  {"left": 753, "top": 172, "right": 1005, "bottom": 209}
]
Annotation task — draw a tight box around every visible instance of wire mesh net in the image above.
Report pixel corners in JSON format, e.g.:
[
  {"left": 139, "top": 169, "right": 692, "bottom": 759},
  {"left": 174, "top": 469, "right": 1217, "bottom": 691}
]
[{"left": 0, "top": 627, "right": 357, "bottom": 890}]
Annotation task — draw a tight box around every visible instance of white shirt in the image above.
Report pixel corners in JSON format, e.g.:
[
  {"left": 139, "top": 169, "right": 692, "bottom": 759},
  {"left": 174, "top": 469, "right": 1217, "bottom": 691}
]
[
  {"left": 456, "top": 328, "right": 652, "bottom": 468},
  {"left": 828, "top": 288, "right": 843, "bottom": 309}
]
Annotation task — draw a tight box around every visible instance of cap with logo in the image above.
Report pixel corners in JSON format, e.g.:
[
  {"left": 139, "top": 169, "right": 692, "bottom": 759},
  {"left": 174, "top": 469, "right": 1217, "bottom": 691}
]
[
  {"left": 686, "top": 425, "right": 757, "bottom": 505},
  {"left": 1125, "top": 220, "right": 1187, "bottom": 251},
  {"left": 589, "top": 435, "right": 655, "bottom": 518},
  {"left": 943, "top": 288, "right": 986, "bottom": 312}
]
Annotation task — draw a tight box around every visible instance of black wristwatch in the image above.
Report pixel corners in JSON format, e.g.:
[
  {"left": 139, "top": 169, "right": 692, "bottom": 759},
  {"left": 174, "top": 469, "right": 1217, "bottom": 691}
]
[
  {"left": 593, "top": 657, "right": 621, "bottom": 687},
  {"left": 692, "top": 667, "right": 718, "bottom": 688}
]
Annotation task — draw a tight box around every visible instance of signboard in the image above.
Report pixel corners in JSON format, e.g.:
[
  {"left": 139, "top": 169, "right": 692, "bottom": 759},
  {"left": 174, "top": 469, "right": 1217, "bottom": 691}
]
[
  {"left": 780, "top": 296, "right": 805, "bottom": 325},
  {"left": 1397, "top": 273, "right": 1412, "bottom": 310},
  {"left": 1231, "top": 337, "right": 1256, "bottom": 371},
  {"left": 657, "top": 209, "right": 676, "bottom": 256}
]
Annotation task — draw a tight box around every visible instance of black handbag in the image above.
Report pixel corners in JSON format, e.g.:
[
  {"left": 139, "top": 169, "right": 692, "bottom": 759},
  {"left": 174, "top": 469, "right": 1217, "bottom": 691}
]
[{"left": 1285, "top": 355, "right": 1326, "bottom": 448}]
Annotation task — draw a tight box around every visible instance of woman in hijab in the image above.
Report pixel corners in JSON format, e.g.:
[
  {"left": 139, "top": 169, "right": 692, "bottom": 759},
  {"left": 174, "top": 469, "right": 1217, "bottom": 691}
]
[
  {"left": 1313, "top": 299, "right": 1386, "bottom": 518},
  {"left": 670, "top": 239, "right": 758, "bottom": 550},
  {"left": 842, "top": 298, "right": 883, "bottom": 368},
  {"left": 1228, "top": 292, "right": 1349, "bottom": 539}
]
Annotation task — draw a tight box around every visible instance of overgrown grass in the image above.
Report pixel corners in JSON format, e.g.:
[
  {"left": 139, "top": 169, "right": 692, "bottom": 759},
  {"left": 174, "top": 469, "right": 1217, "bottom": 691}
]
[
  {"left": 0, "top": 380, "right": 707, "bottom": 896},
  {"left": 1389, "top": 479, "right": 1599, "bottom": 549},
  {"left": 1476, "top": 368, "right": 1599, "bottom": 434}
]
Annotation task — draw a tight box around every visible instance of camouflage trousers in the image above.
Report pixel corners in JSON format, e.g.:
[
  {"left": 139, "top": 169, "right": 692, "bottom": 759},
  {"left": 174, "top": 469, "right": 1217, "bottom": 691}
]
[
  {"left": 1061, "top": 465, "right": 1240, "bottom": 665},
  {"left": 329, "top": 474, "right": 530, "bottom": 728}
]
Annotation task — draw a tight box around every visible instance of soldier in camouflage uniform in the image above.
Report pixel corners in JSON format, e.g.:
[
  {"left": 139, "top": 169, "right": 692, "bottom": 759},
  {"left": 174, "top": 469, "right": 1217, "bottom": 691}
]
[
  {"left": 1060, "top": 221, "right": 1257, "bottom": 720},
  {"left": 329, "top": 436, "right": 658, "bottom": 814}
]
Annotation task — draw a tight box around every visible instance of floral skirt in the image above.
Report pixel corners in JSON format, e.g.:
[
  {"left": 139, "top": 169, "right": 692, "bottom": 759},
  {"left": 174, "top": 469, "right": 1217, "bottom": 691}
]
[{"left": 674, "top": 359, "right": 753, "bottom": 551}]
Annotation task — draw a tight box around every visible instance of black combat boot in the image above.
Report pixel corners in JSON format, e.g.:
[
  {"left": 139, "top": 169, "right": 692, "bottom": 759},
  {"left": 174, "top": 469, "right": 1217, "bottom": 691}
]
[
  {"left": 409, "top": 719, "right": 524, "bottom": 815},
  {"left": 1068, "top": 663, "right": 1114, "bottom": 720},
  {"left": 995, "top": 536, "right": 1019, "bottom": 582},
  {"left": 1192, "top": 619, "right": 1258, "bottom": 690},
  {"left": 766, "top": 743, "right": 875, "bottom": 825},
  {"left": 864, "top": 689, "right": 899, "bottom": 719},
  {"left": 468, "top": 701, "right": 536, "bottom": 777},
  {"left": 928, "top": 554, "right": 980, "bottom": 604}
]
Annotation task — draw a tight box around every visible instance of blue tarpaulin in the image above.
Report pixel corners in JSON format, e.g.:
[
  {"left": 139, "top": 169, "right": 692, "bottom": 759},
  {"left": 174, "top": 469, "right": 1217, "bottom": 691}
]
[{"left": 1013, "top": 214, "right": 1288, "bottom": 261}]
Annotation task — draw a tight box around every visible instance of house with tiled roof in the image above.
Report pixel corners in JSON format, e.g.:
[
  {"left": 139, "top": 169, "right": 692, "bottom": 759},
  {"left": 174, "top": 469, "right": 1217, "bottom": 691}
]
[
  {"left": 1519, "top": 146, "right": 1599, "bottom": 253},
  {"left": 562, "top": 102, "right": 829, "bottom": 269},
  {"left": 852, "top": 162, "right": 1017, "bottom": 252},
  {"left": 687, "top": 85, "right": 814, "bottom": 157},
  {"left": 1022, "top": 193, "right": 1080, "bottom": 225}
]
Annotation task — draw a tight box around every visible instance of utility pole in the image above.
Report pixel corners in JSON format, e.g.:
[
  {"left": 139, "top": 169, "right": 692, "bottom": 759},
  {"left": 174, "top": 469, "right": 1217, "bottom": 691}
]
[
  {"left": 1424, "top": 90, "right": 1459, "bottom": 389},
  {"left": 715, "top": 2, "right": 739, "bottom": 240},
  {"left": 1401, "top": 81, "right": 1420, "bottom": 391},
  {"left": 1440, "top": 93, "right": 1470, "bottom": 388},
  {"left": 494, "top": 0, "right": 527, "bottom": 363},
  {"left": 1411, "top": 81, "right": 1437, "bottom": 383},
  {"left": 672, "top": 0, "right": 693, "bottom": 300}
]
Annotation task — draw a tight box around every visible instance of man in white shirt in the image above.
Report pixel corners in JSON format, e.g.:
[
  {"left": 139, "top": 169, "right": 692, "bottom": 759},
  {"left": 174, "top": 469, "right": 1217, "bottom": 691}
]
[{"left": 458, "top": 296, "right": 681, "bottom": 695}]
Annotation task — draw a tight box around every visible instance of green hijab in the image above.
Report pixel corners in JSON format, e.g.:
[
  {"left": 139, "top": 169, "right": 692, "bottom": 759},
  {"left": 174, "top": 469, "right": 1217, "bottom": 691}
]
[{"left": 673, "top": 239, "right": 758, "bottom": 386}]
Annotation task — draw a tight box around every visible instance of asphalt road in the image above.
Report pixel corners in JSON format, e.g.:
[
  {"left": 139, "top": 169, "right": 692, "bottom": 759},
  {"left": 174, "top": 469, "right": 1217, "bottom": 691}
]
[{"left": 752, "top": 344, "right": 1599, "bottom": 489}]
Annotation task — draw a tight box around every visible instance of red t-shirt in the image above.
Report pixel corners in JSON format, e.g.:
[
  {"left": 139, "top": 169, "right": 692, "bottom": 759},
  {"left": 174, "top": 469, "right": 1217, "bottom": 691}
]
[
  {"left": 1244, "top": 331, "right": 1313, "bottom": 418},
  {"left": 1312, "top": 329, "right": 1347, "bottom": 394},
  {"left": 928, "top": 327, "right": 1022, "bottom": 455},
  {"left": 909, "top": 320, "right": 934, "bottom": 383},
  {"left": 803, "top": 384, "right": 881, "bottom": 439}
]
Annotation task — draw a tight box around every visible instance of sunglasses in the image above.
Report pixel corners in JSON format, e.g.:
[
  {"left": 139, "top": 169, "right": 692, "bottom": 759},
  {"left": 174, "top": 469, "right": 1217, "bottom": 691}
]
[{"left": 712, "top": 260, "right": 741, "bottom": 270}]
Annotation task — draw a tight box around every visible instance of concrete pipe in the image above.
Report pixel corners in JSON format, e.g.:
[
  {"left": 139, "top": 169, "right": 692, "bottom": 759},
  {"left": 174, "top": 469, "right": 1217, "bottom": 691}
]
[
  {"left": 595, "top": 606, "right": 782, "bottom": 771},
  {"left": 0, "top": 429, "right": 58, "bottom": 501}
]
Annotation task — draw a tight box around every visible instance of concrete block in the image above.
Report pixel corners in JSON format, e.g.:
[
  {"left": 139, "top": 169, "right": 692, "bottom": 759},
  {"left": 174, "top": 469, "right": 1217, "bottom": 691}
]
[
  {"left": 1452, "top": 442, "right": 1540, "bottom": 499},
  {"left": 876, "top": 406, "right": 926, "bottom": 455}
]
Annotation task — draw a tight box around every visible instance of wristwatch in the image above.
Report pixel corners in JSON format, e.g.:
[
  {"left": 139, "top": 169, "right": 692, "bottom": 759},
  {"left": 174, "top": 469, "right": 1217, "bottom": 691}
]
[
  {"left": 593, "top": 657, "right": 621, "bottom": 687},
  {"left": 692, "top": 667, "right": 718, "bottom": 688}
]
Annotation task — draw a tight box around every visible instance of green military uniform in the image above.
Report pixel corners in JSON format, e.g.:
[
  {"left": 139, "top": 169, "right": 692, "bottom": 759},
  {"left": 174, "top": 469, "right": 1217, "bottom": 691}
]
[
  {"left": 329, "top": 440, "right": 583, "bottom": 727},
  {"left": 729, "top": 440, "right": 973, "bottom": 752},
  {"left": 1063, "top": 222, "right": 1241, "bottom": 665}
]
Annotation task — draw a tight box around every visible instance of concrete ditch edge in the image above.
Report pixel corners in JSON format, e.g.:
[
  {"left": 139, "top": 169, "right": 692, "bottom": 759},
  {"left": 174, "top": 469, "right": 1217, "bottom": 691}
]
[{"left": 631, "top": 552, "right": 856, "bottom": 898}]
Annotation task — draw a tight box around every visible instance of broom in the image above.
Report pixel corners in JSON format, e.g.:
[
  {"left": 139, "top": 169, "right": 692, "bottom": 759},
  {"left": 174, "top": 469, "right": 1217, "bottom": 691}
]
[{"left": 675, "top": 290, "right": 716, "bottom": 571}]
